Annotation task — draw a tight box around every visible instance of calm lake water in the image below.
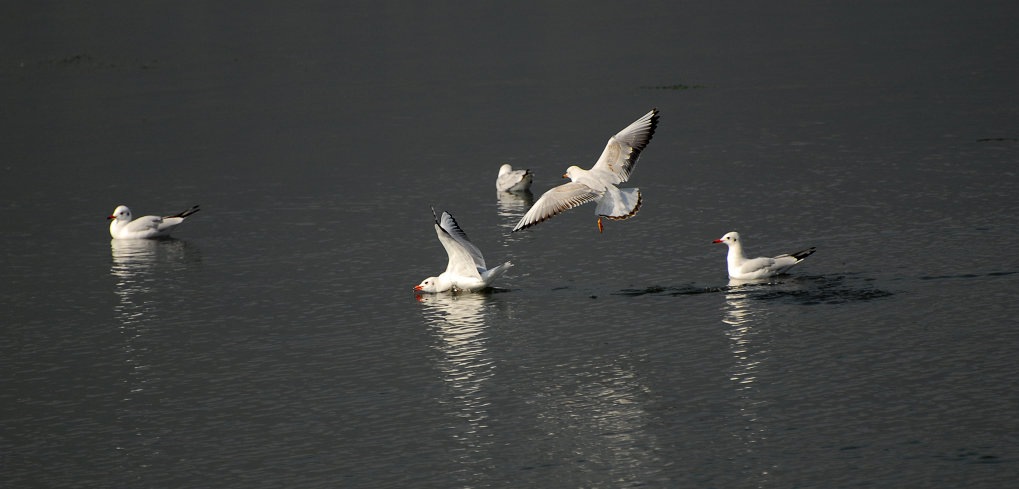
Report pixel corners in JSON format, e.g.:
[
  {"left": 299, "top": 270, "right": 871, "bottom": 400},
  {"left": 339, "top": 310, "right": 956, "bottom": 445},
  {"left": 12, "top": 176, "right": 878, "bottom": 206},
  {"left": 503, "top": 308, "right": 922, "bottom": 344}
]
[{"left": 3, "top": 1, "right": 1017, "bottom": 487}]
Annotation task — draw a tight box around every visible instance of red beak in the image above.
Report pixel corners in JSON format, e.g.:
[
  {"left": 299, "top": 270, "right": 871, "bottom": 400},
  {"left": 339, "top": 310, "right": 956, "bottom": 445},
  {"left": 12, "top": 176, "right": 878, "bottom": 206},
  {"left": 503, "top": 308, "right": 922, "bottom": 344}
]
[
  {"left": 107, "top": 215, "right": 116, "bottom": 220},
  {"left": 413, "top": 285, "right": 423, "bottom": 291},
  {"left": 712, "top": 239, "right": 723, "bottom": 243}
]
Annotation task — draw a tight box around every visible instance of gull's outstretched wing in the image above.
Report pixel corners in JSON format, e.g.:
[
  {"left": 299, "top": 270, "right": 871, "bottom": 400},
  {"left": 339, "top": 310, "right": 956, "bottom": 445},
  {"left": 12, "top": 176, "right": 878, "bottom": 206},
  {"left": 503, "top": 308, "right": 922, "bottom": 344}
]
[
  {"left": 512, "top": 182, "right": 602, "bottom": 232},
  {"left": 590, "top": 108, "right": 659, "bottom": 184},
  {"left": 432, "top": 208, "right": 486, "bottom": 277}
]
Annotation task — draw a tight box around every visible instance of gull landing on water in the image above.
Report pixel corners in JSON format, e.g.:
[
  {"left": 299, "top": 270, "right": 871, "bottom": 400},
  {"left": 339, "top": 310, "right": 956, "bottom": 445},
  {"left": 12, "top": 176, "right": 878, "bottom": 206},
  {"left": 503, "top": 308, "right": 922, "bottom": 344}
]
[
  {"left": 108, "top": 204, "right": 200, "bottom": 239},
  {"left": 496, "top": 164, "right": 533, "bottom": 192},
  {"left": 512, "top": 108, "right": 659, "bottom": 233},
  {"left": 415, "top": 207, "right": 513, "bottom": 293},
  {"left": 713, "top": 231, "right": 816, "bottom": 280}
]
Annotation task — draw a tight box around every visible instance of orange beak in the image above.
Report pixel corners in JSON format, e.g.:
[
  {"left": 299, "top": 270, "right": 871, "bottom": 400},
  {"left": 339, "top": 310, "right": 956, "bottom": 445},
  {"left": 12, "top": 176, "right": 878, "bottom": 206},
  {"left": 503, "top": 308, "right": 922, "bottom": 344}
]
[
  {"left": 562, "top": 173, "right": 568, "bottom": 178},
  {"left": 597, "top": 217, "right": 603, "bottom": 233},
  {"left": 413, "top": 285, "right": 423, "bottom": 291}
]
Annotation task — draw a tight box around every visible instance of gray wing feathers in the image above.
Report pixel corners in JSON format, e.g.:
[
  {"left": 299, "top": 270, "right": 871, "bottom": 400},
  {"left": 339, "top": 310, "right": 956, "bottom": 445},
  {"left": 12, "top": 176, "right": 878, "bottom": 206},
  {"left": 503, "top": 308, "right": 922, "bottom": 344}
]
[
  {"left": 156, "top": 217, "right": 185, "bottom": 233},
  {"left": 772, "top": 247, "right": 817, "bottom": 266},
  {"left": 740, "top": 256, "right": 777, "bottom": 274},
  {"left": 745, "top": 247, "right": 816, "bottom": 275},
  {"left": 126, "top": 216, "right": 163, "bottom": 233}
]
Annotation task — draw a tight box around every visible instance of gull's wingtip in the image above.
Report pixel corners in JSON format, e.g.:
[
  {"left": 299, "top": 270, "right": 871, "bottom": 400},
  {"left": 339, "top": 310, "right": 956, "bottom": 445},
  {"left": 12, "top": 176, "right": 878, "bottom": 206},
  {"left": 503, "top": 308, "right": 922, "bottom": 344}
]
[
  {"left": 790, "top": 247, "right": 817, "bottom": 261},
  {"left": 512, "top": 219, "right": 539, "bottom": 233},
  {"left": 642, "top": 107, "right": 660, "bottom": 124},
  {"left": 169, "top": 204, "right": 201, "bottom": 219}
]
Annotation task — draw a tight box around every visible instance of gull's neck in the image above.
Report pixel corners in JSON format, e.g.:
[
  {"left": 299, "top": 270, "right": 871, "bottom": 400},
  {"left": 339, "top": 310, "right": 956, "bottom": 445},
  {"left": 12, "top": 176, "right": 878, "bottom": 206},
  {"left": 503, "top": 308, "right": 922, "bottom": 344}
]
[
  {"left": 435, "top": 273, "right": 455, "bottom": 292},
  {"left": 568, "top": 166, "right": 608, "bottom": 190},
  {"left": 726, "top": 241, "right": 746, "bottom": 267}
]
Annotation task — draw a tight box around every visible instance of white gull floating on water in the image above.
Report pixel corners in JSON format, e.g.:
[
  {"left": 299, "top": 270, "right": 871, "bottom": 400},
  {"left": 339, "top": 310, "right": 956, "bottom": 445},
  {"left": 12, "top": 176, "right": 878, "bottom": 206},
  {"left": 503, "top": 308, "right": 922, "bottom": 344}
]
[
  {"left": 713, "top": 231, "right": 816, "bottom": 280},
  {"left": 496, "top": 164, "right": 533, "bottom": 192},
  {"left": 108, "top": 204, "right": 200, "bottom": 239},
  {"left": 415, "top": 207, "right": 513, "bottom": 293},
  {"left": 512, "top": 108, "right": 659, "bottom": 233}
]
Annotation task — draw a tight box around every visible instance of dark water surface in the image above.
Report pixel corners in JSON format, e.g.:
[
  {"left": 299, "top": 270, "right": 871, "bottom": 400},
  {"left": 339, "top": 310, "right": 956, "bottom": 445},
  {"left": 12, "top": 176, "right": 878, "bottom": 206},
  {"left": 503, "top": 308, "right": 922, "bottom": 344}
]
[{"left": 2, "top": 1, "right": 1017, "bottom": 488}]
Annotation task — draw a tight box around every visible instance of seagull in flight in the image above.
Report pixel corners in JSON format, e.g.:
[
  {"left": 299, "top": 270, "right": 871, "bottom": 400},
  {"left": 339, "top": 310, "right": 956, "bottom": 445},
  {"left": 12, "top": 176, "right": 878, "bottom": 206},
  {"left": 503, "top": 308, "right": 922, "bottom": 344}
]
[{"left": 512, "top": 108, "right": 659, "bottom": 233}]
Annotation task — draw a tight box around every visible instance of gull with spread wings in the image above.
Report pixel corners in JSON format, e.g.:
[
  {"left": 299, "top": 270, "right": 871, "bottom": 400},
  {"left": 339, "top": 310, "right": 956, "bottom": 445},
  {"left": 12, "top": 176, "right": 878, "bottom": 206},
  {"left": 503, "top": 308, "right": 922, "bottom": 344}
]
[
  {"left": 415, "top": 207, "right": 513, "bottom": 293},
  {"left": 512, "top": 108, "right": 659, "bottom": 233}
]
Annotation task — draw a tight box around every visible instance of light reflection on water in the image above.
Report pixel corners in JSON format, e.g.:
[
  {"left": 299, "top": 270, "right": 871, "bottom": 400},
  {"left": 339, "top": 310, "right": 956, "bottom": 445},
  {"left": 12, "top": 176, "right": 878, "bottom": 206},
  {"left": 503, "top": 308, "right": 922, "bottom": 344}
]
[
  {"left": 111, "top": 238, "right": 173, "bottom": 370},
  {"left": 417, "top": 293, "right": 497, "bottom": 484},
  {"left": 721, "top": 282, "right": 774, "bottom": 488},
  {"left": 109, "top": 239, "right": 197, "bottom": 475},
  {"left": 527, "top": 353, "right": 662, "bottom": 485},
  {"left": 418, "top": 292, "right": 665, "bottom": 485}
]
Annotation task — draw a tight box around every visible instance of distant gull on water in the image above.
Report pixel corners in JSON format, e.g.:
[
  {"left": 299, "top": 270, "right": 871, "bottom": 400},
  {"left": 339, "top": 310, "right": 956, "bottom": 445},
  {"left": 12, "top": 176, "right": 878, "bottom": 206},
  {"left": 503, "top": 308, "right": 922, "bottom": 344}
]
[
  {"left": 496, "top": 164, "right": 533, "bottom": 192},
  {"left": 108, "top": 204, "right": 200, "bottom": 239}
]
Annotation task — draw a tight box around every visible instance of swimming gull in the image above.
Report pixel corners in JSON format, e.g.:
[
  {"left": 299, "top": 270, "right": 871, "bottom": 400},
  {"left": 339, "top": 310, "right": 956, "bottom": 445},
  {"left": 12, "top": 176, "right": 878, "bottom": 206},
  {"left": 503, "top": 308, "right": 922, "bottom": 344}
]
[
  {"left": 415, "top": 207, "right": 513, "bottom": 293},
  {"left": 713, "top": 231, "right": 816, "bottom": 279}
]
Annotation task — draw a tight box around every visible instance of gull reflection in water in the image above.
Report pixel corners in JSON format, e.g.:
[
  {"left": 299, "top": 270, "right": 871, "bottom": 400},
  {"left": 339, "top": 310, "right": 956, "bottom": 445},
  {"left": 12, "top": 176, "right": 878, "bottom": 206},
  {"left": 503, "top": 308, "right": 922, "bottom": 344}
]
[
  {"left": 417, "top": 293, "right": 497, "bottom": 480},
  {"left": 722, "top": 280, "right": 774, "bottom": 486},
  {"left": 111, "top": 238, "right": 195, "bottom": 303},
  {"left": 496, "top": 190, "right": 533, "bottom": 233},
  {"left": 110, "top": 238, "right": 195, "bottom": 467},
  {"left": 111, "top": 239, "right": 169, "bottom": 325}
]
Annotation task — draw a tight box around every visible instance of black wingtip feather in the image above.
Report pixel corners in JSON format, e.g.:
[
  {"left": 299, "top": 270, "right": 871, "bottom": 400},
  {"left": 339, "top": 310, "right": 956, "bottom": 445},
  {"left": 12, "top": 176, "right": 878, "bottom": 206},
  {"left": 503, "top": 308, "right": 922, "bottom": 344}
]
[
  {"left": 618, "top": 109, "right": 660, "bottom": 181},
  {"left": 636, "top": 108, "right": 661, "bottom": 151},
  {"left": 790, "top": 247, "right": 817, "bottom": 261},
  {"left": 435, "top": 208, "right": 473, "bottom": 243},
  {"left": 169, "top": 205, "right": 200, "bottom": 219},
  {"left": 511, "top": 208, "right": 561, "bottom": 232}
]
